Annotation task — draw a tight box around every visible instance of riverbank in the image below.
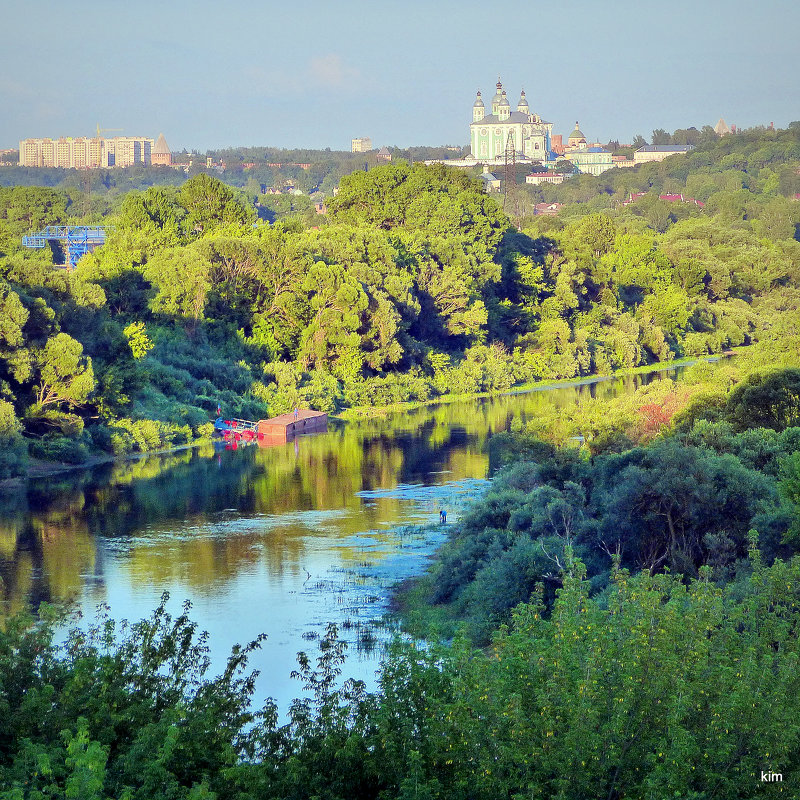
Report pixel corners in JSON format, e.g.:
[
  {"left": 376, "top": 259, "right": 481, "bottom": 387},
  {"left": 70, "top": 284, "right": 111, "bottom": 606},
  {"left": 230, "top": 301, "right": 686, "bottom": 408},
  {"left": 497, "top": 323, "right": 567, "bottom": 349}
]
[
  {"left": 0, "top": 439, "right": 210, "bottom": 490},
  {"left": 337, "top": 349, "right": 741, "bottom": 421},
  {"left": 4, "top": 348, "right": 742, "bottom": 487},
  {"left": 382, "top": 347, "right": 751, "bottom": 639}
]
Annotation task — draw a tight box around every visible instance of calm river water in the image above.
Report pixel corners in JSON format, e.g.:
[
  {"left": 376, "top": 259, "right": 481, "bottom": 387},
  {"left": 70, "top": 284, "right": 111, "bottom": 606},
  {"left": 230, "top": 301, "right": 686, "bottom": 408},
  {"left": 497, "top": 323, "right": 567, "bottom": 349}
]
[{"left": 0, "top": 369, "right": 683, "bottom": 712}]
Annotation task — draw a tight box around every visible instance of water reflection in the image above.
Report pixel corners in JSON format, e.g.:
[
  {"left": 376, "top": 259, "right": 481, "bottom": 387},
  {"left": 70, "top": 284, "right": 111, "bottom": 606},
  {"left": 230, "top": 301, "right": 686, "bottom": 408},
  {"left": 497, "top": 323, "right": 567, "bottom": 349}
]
[{"left": 0, "top": 369, "right": 680, "bottom": 709}]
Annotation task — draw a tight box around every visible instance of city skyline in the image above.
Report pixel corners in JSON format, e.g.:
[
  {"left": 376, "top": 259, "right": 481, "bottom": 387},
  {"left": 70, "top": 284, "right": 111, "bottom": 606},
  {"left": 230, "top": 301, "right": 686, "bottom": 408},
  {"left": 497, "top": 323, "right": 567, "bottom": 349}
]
[{"left": 2, "top": 0, "right": 798, "bottom": 153}]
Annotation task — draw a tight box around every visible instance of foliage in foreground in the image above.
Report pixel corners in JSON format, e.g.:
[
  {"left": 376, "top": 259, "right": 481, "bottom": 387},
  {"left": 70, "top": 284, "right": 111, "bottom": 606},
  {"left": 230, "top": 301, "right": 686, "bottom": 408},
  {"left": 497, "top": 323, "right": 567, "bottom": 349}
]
[
  {"left": 2, "top": 545, "right": 800, "bottom": 798},
  {"left": 407, "top": 360, "right": 800, "bottom": 643}
]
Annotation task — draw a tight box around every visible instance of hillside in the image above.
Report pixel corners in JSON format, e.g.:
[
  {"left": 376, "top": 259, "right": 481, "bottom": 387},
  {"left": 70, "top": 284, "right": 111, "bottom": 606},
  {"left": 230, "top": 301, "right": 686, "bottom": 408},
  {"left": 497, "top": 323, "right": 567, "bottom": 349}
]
[{"left": 0, "top": 125, "right": 799, "bottom": 476}]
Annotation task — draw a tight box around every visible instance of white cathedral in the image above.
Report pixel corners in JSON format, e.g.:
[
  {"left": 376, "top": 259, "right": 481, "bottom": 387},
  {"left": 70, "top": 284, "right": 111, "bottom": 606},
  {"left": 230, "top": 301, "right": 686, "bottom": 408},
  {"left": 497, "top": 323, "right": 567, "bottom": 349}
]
[
  {"left": 469, "top": 79, "right": 553, "bottom": 162},
  {"left": 423, "top": 78, "right": 614, "bottom": 176}
]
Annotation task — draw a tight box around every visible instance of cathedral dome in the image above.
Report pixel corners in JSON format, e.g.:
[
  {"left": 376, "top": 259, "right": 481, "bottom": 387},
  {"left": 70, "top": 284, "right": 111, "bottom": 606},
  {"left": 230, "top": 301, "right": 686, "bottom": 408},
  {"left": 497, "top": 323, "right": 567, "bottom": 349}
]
[
  {"left": 492, "top": 78, "right": 504, "bottom": 106},
  {"left": 473, "top": 91, "right": 484, "bottom": 108},
  {"left": 499, "top": 91, "right": 510, "bottom": 107},
  {"left": 569, "top": 122, "right": 586, "bottom": 142}
]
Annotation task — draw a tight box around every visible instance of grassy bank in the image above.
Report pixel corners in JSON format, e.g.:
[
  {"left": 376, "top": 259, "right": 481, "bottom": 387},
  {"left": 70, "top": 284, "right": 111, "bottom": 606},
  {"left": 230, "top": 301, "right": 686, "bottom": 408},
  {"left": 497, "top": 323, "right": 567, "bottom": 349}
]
[
  {"left": 337, "top": 349, "right": 743, "bottom": 421},
  {"left": 2, "top": 434, "right": 216, "bottom": 489},
  {"left": 7, "top": 349, "right": 744, "bottom": 485}
]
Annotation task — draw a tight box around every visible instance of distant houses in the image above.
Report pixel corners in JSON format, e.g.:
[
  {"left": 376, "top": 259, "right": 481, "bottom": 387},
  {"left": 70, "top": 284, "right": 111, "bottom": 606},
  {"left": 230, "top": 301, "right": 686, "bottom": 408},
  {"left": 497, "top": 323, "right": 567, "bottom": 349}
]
[
  {"left": 633, "top": 144, "right": 694, "bottom": 164},
  {"left": 534, "top": 202, "right": 563, "bottom": 215},
  {"left": 623, "top": 192, "right": 705, "bottom": 207},
  {"left": 479, "top": 167, "right": 502, "bottom": 193},
  {"left": 526, "top": 172, "right": 568, "bottom": 186}
]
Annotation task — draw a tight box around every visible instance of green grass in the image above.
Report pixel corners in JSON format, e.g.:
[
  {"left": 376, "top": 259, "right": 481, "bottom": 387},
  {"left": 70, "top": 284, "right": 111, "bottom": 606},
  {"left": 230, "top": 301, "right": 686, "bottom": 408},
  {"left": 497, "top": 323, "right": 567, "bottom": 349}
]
[
  {"left": 388, "top": 571, "right": 461, "bottom": 642},
  {"left": 337, "top": 348, "right": 746, "bottom": 421}
]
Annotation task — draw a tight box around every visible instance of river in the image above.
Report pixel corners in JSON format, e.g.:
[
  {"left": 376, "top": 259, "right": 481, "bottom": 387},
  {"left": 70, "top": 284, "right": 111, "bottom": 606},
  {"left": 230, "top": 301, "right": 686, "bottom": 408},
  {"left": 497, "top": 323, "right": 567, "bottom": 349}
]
[{"left": 0, "top": 368, "right": 684, "bottom": 712}]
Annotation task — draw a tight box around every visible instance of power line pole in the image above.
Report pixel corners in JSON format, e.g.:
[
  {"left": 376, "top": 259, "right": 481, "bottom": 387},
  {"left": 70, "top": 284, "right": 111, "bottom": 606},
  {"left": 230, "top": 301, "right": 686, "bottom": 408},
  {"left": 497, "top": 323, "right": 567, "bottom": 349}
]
[{"left": 503, "top": 131, "right": 517, "bottom": 216}]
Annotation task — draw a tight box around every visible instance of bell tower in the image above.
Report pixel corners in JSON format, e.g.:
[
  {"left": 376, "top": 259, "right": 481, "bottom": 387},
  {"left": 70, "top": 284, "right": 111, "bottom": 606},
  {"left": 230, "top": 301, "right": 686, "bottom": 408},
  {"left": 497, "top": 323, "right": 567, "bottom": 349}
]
[{"left": 472, "top": 90, "right": 485, "bottom": 122}]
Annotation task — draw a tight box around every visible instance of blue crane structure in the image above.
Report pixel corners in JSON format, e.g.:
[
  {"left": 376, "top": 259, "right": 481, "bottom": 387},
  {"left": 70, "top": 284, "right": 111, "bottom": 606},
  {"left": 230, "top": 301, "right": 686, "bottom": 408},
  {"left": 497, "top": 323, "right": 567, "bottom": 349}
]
[{"left": 21, "top": 225, "right": 111, "bottom": 270}]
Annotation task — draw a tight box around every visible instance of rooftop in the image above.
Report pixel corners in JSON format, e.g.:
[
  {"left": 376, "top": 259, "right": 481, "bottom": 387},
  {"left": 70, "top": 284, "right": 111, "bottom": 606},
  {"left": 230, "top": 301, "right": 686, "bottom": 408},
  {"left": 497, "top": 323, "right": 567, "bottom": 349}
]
[
  {"left": 637, "top": 144, "right": 694, "bottom": 152},
  {"left": 153, "top": 133, "right": 170, "bottom": 154},
  {"left": 471, "top": 112, "right": 549, "bottom": 125}
]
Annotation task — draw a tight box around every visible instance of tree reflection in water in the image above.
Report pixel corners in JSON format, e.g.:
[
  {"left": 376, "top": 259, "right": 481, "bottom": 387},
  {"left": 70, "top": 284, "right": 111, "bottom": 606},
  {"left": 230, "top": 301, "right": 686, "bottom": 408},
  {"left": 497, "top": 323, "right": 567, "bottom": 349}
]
[{"left": 0, "top": 368, "right": 680, "bottom": 711}]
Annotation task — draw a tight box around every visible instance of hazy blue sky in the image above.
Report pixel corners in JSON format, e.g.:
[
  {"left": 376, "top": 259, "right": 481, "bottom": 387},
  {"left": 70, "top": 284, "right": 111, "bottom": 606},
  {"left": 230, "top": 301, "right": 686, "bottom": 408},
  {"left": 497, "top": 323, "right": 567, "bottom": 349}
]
[{"left": 2, "top": 0, "right": 798, "bottom": 152}]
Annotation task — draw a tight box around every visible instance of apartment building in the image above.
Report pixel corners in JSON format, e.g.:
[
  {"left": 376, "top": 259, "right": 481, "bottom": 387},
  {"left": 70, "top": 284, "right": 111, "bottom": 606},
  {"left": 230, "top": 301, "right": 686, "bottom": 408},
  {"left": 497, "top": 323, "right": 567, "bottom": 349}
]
[
  {"left": 351, "top": 137, "right": 372, "bottom": 153},
  {"left": 19, "top": 136, "right": 155, "bottom": 168}
]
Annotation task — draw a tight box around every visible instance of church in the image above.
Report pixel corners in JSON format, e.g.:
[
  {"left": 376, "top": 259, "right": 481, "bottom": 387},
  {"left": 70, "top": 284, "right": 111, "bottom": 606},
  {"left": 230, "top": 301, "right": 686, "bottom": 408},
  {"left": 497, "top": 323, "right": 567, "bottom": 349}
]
[{"left": 470, "top": 79, "right": 553, "bottom": 162}]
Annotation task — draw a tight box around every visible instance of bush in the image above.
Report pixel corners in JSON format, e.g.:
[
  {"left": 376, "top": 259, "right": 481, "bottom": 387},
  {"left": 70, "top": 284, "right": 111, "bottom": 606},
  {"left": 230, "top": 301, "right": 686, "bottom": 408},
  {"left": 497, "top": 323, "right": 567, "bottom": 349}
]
[
  {"left": 154, "top": 340, "right": 253, "bottom": 393},
  {"left": 88, "top": 423, "right": 113, "bottom": 451},
  {"left": 29, "top": 435, "right": 90, "bottom": 464},
  {"left": 167, "top": 403, "right": 208, "bottom": 432},
  {"left": 724, "top": 368, "right": 800, "bottom": 431},
  {"left": 147, "top": 362, "right": 194, "bottom": 402},
  {"left": 0, "top": 436, "right": 28, "bottom": 477},
  {"left": 196, "top": 421, "right": 215, "bottom": 439},
  {"left": 24, "top": 409, "right": 85, "bottom": 438},
  {"left": 105, "top": 418, "right": 192, "bottom": 455},
  {"left": 0, "top": 400, "right": 28, "bottom": 478},
  {"left": 342, "top": 371, "right": 432, "bottom": 407}
]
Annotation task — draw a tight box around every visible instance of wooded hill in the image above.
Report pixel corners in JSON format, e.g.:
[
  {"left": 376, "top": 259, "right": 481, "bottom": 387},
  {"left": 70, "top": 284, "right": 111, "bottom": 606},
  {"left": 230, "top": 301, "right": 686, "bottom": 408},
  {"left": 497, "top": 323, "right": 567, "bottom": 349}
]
[
  {"left": 1, "top": 126, "right": 800, "bottom": 799},
  {"left": 0, "top": 125, "right": 799, "bottom": 475}
]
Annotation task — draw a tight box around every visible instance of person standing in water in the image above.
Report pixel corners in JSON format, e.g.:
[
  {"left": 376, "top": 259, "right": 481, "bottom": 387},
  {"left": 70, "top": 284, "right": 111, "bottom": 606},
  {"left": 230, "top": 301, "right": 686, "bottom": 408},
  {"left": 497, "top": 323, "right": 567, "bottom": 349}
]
[{"left": 440, "top": 509, "right": 447, "bottom": 524}]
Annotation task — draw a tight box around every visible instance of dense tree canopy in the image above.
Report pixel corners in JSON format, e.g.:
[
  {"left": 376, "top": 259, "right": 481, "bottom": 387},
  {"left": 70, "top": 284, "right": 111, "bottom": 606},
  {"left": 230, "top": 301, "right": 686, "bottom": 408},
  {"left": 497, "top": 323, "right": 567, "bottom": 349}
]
[
  {"left": 0, "top": 127, "right": 798, "bottom": 476},
  {"left": 1, "top": 126, "right": 800, "bottom": 798}
]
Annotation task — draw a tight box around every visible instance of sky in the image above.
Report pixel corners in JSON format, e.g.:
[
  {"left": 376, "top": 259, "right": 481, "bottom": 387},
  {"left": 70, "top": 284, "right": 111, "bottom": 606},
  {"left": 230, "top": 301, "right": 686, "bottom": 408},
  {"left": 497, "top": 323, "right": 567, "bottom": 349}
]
[{"left": 2, "top": 0, "right": 799, "bottom": 153}]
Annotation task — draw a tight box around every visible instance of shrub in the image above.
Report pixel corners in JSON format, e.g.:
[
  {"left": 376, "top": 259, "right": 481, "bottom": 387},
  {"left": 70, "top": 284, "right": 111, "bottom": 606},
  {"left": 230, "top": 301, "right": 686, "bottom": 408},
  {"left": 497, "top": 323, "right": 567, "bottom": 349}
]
[
  {"left": 29, "top": 435, "right": 90, "bottom": 464},
  {"left": 342, "top": 371, "right": 431, "bottom": 407},
  {"left": 105, "top": 418, "right": 192, "bottom": 455},
  {"left": 196, "top": 421, "right": 215, "bottom": 439},
  {"left": 724, "top": 368, "right": 800, "bottom": 431},
  {"left": 0, "top": 401, "right": 28, "bottom": 478},
  {"left": 167, "top": 403, "right": 208, "bottom": 432}
]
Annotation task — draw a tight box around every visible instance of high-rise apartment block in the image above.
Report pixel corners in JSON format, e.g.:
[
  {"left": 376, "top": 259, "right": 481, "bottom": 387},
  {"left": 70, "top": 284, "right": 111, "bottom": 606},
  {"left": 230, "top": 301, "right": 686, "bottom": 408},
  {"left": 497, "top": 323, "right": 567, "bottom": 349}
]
[
  {"left": 19, "top": 136, "right": 155, "bottom": 168},
  {"left": 351, "top": 137, "right": 372, "bottom": 153},
  {"left": 106, "top": 137, "right": 152, "bottom": 167}
]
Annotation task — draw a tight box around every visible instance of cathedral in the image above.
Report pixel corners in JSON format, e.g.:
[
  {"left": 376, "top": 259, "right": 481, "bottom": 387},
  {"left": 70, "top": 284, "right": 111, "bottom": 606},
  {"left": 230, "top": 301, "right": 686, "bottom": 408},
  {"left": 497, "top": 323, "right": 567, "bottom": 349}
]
[{"left": 470, "top": 79, "right": 553, "bottom": 162}]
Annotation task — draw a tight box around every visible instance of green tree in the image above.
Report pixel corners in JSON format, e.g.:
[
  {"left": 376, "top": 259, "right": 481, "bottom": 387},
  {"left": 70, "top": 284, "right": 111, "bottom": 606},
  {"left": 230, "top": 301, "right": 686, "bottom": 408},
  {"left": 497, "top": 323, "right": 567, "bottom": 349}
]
[
  {"left": 299, "top": 260, "right": 368, "bottom": 379},
  {"left": 651, "top": 128, "right": 671, "bottom": 145},
  {"left": 638, "top": 285, "right": 691, "bottom": 336},
  {"left": 725, "top": 368, "right": 800, "bottom": 431},
  {"left": 594, "top": 441, "right": 774, "bottom": 575},
  {"left": 144, "top": 246, "right": 212, "bottom": 322},
  {"left": 178, "top": 173, "right": 255, "bottom": 235},
  {"left": 33, "top": 333, "right": 95, "bottom": 410},
  {"left": 554, "top": 159, "right": 576, "bottom": 175},
  {"left": 780, "top": 450, "right": 800, "bottom": 543},
  {"left": 0, "top": 399, "right": 27, "bottom": 477},
  {"left": 123, "top": 321, "right": 154, "bottom": 360},
  {"left": 0, "top": 283, "right": 32, "bottom": 383}
]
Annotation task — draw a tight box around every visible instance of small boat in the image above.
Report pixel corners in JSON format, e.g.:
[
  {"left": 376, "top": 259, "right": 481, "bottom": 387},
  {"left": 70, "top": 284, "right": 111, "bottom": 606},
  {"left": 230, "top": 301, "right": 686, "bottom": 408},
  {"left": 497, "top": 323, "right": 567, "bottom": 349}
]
[{"left": 213, "top": 417, "right": 258, "bottom": 442}]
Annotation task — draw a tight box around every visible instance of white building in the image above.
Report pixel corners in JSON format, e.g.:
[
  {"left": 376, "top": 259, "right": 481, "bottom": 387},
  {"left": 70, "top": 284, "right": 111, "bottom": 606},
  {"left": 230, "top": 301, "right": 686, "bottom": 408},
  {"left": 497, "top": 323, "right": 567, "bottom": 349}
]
[
  {"left": 526, "top": 172, "right": 568, "bottom": 185},
  {"left": 351, "top": 137, "right": 372, "bottom": 153},
  {"left": 470, "top": 79, "right": 552, "bottom": 163},
  {"left": 19, "top": 136, "right": 154, "bottom": 168},
  {"left": 633, "top": 145, "right": 694, "bottom": 164}
]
